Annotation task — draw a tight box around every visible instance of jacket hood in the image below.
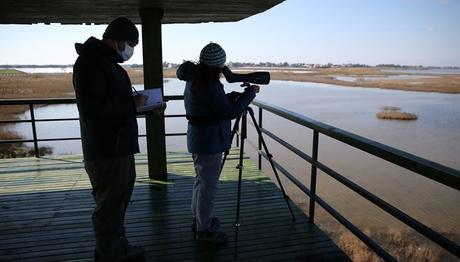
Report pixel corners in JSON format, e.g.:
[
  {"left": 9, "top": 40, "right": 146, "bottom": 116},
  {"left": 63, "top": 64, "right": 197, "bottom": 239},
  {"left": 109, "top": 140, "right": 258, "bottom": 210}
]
[
  {"left": 75, "top": 37, "right": 122, "bottom": 63},
  {"left": 176, "top": 61, "right": 197, "bottom": 81}
]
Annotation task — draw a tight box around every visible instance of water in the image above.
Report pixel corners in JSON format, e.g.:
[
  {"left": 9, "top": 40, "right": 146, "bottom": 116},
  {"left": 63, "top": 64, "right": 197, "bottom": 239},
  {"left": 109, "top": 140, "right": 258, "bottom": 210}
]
[
  {"left": 9, "top": 78, "right": 460, "bottom": 237},
  {"left": 9, "top": 67, "right": 74, "bottom": 73}
]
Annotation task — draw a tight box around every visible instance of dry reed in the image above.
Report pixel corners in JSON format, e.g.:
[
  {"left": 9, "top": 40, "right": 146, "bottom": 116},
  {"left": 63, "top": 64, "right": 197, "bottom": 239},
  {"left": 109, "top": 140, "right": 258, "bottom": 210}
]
[
  {"left": 267, "top": 67, "right": 460, "bottom": 94},
  {"left": 376, "top": 111, "right": 418, "bottom": 120},
  {"left": 0, "top": 69, "right": 167, "bottom": 157},
  {"left": 0, "top": 127, "right": 51, "bottom": 158},
  {"left": 334, "top": 228, "right": 459, "bottom": 261},
  {"left": 376, "top": 106, "right": 417, "bottom": 120}
]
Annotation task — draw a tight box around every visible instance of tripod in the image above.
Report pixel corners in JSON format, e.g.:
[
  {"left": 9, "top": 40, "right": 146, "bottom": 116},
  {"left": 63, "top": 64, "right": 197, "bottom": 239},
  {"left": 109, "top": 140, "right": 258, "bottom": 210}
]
[{"left": 220, "top": 98, "right": 296, "bottom": 228}]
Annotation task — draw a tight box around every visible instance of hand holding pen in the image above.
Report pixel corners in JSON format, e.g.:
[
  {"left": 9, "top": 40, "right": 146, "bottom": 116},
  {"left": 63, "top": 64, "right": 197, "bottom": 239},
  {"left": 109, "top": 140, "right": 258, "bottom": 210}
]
[{"left": 132, "top": 86, "right": 148, "bottom": 107}]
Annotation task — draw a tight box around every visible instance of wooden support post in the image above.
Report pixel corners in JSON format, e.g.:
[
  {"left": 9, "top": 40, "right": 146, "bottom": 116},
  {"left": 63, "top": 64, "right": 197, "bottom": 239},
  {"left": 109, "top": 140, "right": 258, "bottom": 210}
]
[{"left": 140, "top": 8, "right": 167, "bottom": 180}]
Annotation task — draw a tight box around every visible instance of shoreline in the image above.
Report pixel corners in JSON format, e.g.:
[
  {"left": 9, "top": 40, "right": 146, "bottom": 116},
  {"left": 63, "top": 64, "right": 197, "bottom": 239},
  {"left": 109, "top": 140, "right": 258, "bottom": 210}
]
[
  {"left": 1, "top": 67, "right": 459, "bottom": 119},
  {"left": 1, "top": 67, "right": 459, "bottom": 122},
  {"left": 248, "top": 67, "right": 460, "bottom": 94},
  {"left": 164, "top": 67, "right": 460, "bottom": 94},
  {"left": 1, "top": 67, "right": 459, "bottom": 97}
]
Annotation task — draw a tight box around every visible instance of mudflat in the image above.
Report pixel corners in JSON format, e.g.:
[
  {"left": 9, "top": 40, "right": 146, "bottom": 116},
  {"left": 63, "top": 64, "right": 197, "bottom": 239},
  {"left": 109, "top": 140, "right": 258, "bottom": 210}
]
[{"left": 265, "top": 67, "right": 460, "bottom": 94}]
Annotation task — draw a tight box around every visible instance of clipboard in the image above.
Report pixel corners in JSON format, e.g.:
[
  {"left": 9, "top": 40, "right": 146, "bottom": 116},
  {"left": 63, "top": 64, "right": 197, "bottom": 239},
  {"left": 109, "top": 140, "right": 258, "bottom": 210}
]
[{"left": 134, "top": 88, "right": 165, "bottom": 112}]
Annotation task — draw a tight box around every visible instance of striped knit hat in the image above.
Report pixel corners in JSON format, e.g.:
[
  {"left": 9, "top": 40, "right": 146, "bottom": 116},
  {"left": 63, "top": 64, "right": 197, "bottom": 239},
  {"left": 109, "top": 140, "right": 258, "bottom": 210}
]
[{"left": 199, "top": 42, "right": 226, "bottom": 68}]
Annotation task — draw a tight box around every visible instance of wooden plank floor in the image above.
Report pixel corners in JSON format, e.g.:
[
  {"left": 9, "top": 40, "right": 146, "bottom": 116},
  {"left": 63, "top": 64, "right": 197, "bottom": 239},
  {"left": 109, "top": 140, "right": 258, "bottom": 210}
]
[{"left": 0, "top": 150, "right": 349, "bottom": 262}]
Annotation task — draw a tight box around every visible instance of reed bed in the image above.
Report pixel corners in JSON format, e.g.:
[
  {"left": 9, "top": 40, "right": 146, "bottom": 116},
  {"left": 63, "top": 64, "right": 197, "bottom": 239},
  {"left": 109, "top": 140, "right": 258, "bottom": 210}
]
[
  {"left": 0, "top": 126, "right": 51, "bottom": 158},
  {"left": 376, "top": 106, "right": 417, "bottom": 120},
  {"left": 0, "top": 69, "right": 168, "bottom": 157},
  {"left": 334, "top": 228, "right": 459, "bottom": 261}
]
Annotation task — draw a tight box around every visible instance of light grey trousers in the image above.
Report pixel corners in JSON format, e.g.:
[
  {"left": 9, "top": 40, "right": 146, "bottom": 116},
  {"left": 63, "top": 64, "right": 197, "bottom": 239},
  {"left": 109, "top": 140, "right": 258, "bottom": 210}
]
[
  {"left": 191, "top": 153, "right": 223, "bottom": 231},
  {"left": 85, "top": 155, "right": 136, "bottom": 261}
]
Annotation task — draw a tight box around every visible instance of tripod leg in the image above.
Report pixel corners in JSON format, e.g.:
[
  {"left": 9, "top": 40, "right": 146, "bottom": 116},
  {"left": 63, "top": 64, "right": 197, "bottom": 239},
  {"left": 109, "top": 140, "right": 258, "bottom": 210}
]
[
  {"left": 247, "top": 107, "right": 296, "bottom": 221},
  {"left": 220, "top": 114, "right": 242, "bottom": 176},
  {"left": 235, "top": 110, "right": 247, "bottom": 227}
]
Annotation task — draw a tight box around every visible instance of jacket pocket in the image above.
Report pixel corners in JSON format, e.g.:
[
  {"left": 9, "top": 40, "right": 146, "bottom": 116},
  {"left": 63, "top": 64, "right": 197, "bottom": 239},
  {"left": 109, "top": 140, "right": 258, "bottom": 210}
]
[{"left": 115, "top": 125, "right": 135, "bottom": 154}]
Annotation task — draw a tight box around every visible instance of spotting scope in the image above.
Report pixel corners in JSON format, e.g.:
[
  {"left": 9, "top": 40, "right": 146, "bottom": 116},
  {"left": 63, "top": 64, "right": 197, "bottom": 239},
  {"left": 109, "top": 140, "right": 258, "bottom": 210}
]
[
  {"left": 221, "top": 66, "right": 270, "bottom": 85},
  {"left": 176, "top": 61, "right": 270, "bottom": 85}
]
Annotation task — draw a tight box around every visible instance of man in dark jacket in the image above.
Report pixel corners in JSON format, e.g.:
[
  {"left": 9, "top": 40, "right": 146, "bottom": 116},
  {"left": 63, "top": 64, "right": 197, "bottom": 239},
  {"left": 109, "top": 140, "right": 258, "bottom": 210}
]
[{"left": 73, "top": 17, "right": 146, "bottom": 261}]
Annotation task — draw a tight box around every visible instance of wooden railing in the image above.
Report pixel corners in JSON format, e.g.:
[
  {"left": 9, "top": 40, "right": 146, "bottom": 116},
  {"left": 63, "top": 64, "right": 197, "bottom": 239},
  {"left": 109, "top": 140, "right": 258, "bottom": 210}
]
[
  {"left": 0, "top": 97, "right": 185, "bottom": 157},
  {"left": 250, "top": 99, "right": 460, "bottom": 261}
]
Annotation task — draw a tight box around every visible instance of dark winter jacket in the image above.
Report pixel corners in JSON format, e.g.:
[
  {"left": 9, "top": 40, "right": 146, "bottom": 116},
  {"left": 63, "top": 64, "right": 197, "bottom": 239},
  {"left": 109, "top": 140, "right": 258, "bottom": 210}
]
[
  {"left": 183, "top": 79, "right": 255, "bottom": 154},
  {"left": 73, "top": 37, "right": 139, "bottom": 160}
]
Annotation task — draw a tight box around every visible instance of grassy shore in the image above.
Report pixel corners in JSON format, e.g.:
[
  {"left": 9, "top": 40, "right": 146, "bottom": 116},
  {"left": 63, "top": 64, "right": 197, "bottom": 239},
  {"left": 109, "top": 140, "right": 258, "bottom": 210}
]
[
  {"left": 1, "top": 67, "right": 458, "bottom": 102},
  {"left": 172, "top": 66, "right": 460, "bottom": 93},
  {"left": 1, "top": 66, "right": 458, "bottom": 121},
  {"left": 266, "top": 67, "right": 460, "bottom": 94},
  {"left": 330, "top": 227, "right": 459, "bottom": 261},
  {"left": 0, "top": 69, "right": 24, "bottom": 74}
]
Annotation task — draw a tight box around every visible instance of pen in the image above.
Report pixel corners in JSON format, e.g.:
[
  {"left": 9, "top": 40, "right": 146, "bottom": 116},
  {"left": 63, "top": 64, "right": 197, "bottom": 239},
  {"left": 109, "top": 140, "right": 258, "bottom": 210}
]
[{"left": 132, "top": 86, "right": 139, "bottom": 95}]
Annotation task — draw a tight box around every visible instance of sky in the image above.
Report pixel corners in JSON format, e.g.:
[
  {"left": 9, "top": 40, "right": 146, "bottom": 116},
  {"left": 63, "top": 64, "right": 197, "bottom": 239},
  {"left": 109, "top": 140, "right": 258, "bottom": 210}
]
[{"left": 0, "top": 0, "right": 459, "bottom": 67}]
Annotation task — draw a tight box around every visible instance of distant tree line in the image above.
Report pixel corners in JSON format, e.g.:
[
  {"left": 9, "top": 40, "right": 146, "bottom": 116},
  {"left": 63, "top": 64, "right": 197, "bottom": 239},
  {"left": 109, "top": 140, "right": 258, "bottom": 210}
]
[
  {"left": 1, "top": 62, "right": 458, "bottom": 70},
  {"left": 376, "top": 64, "right": 459, "bottom": 69}
]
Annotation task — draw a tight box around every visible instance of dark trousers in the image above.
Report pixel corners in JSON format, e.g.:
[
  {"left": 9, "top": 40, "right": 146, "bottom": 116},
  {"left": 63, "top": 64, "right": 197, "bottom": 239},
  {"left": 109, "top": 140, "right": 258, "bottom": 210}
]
[{"left": 85, "top": 155, "right": 136, "bottom": 261}]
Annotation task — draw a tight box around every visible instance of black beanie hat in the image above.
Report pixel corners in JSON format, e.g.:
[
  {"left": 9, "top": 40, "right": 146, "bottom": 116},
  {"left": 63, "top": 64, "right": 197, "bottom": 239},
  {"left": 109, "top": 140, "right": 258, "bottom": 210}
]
[{"left": 103, "top": 17, "right": 139, "bottom": 44}]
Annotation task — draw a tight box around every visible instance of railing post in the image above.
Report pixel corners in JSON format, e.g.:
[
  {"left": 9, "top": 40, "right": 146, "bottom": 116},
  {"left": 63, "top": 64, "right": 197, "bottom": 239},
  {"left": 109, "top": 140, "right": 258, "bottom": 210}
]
[
  {"left": 236, "top": 120, "right": 240, "bottom": 147},
  {"left": 309, "top": 131, "right": 319, "bottom": 223},
  {"left": 258, "top": 107, "right": 263, "bottom": 170},
  {"left": 29, "top": 104, "right": 39, "bottom": 158}
]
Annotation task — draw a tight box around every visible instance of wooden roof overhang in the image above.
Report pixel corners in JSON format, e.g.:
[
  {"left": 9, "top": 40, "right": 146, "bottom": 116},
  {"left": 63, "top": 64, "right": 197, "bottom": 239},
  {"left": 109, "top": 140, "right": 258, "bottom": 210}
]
[{"left": 0, "top": 0, "right": 284, "bottom": 24}]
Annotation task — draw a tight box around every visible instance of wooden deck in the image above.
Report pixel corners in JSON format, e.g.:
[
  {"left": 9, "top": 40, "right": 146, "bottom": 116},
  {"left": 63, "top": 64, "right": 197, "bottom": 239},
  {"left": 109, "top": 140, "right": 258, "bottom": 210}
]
[{"left": 0, "top": 150, "right": 349, "bottom": 261}]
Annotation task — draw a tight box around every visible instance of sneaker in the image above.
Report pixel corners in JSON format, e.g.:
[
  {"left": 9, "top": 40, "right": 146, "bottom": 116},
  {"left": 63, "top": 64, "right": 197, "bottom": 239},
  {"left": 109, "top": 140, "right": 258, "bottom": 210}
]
[
  {"left": 191, "top": 217, "right": 220, "bottom": 232},
  {"left": 195, "top": 228, "right": 228, "bottom": 245}
]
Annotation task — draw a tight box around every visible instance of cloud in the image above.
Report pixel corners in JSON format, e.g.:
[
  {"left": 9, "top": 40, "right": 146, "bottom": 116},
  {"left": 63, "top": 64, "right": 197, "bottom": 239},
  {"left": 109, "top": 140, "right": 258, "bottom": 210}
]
[{"left": 426, "top": 26, "right": 433, "bottom": 32}]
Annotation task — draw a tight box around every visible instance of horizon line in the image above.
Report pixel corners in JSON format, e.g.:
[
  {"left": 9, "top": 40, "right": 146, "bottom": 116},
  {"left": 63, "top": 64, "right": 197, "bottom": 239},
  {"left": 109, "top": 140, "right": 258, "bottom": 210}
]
[{"left": 1, "top": 63, "right": 459, "bottom": 69}]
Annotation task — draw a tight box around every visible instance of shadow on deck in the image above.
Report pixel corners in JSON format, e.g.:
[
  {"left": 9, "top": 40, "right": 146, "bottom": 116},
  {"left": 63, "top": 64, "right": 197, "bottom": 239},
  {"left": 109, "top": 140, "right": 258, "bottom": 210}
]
[{"left": 0, "top": 150, "right": 349, "bottom": 261}]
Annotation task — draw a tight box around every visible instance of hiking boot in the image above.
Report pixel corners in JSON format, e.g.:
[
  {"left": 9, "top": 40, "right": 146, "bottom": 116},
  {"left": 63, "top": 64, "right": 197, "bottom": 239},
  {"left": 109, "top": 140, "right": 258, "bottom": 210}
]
[
  {"left": 195, "top": 228, "right": 228, "bottom": 245},
  {"left": 120, "top": 243, "right": 145, "bottom": 261},
  {"left": 191, "top": 217, "right": 220, "bottom": 232},
  {"left": 94, "top": 239, "right": 145, "bottom": 261}
]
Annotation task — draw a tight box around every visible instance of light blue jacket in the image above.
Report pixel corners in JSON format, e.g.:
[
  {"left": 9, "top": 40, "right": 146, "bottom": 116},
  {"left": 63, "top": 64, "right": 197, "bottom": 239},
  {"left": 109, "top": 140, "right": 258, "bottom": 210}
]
[{"left": 184, "top": 80, "right": 256, "bottom": 154}]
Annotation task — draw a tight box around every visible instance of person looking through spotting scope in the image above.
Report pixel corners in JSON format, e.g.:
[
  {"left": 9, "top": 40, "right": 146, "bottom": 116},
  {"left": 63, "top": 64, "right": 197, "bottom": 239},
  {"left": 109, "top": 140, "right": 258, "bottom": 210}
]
[{"left": 180, "top": 42, "right": 260, "bottom": 244}]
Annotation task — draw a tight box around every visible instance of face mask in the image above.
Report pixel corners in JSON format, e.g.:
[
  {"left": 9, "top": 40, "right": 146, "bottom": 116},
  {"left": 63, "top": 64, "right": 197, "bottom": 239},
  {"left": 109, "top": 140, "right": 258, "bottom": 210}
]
[{"left": 118, "top": 42, "right": 134, "bottom": 62}]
